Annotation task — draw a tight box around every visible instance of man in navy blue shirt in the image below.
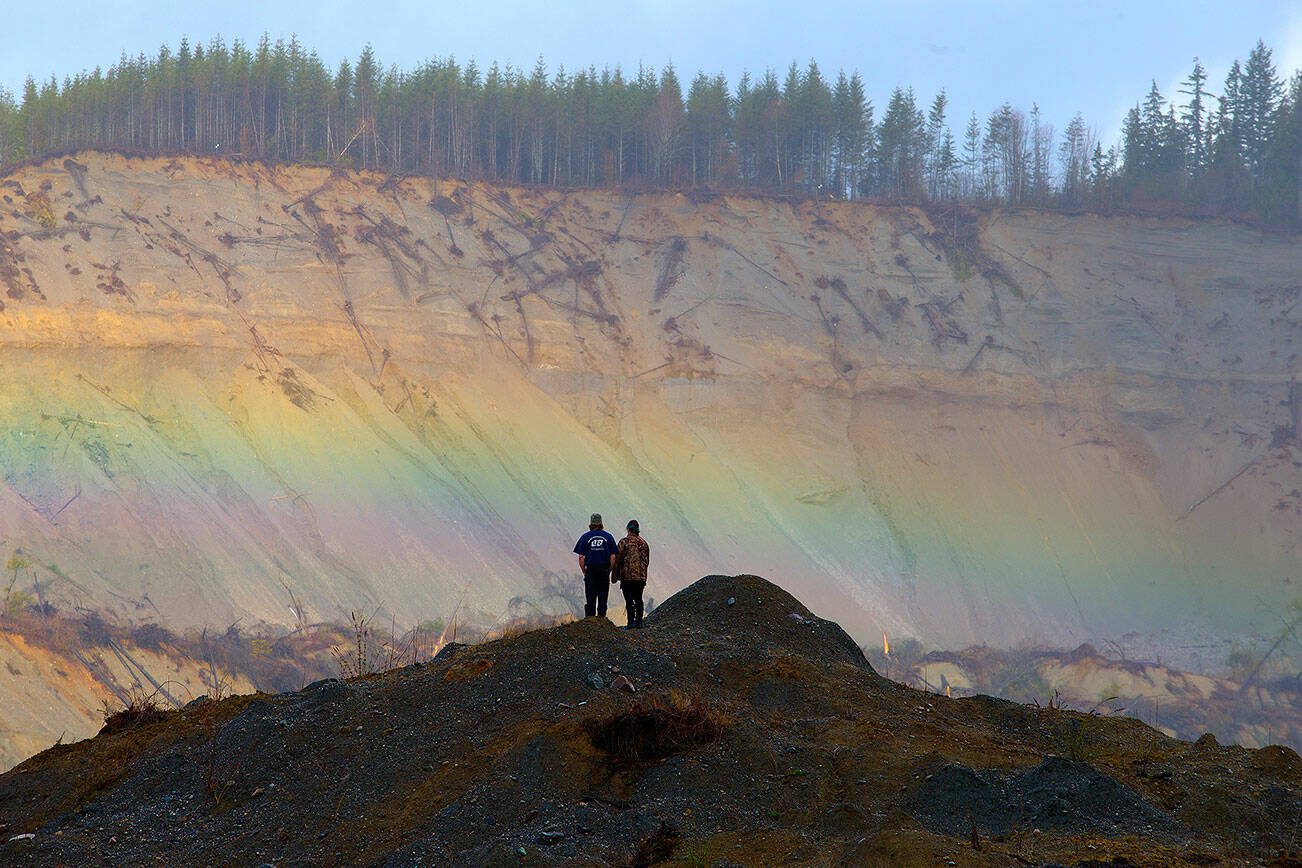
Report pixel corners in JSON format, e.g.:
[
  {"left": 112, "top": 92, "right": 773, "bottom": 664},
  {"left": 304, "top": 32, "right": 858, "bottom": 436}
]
[{"left": 574, "top": 513, "right": 618, "bottom": 618}]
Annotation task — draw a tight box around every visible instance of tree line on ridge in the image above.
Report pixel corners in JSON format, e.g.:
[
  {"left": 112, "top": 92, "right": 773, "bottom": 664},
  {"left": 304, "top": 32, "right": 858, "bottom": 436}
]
[{"left": 0, "top": 36, "right": 1297, "bottom": 225}]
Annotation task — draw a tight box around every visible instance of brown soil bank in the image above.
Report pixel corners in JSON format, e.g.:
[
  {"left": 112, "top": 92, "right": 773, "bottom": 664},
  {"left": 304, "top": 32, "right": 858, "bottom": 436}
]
[
  {"left": 0, "top": 575, "right": 1298, "bottom": 866},
  {"left": 0, "top": 152, "right": 1297, "bottom": 661}
]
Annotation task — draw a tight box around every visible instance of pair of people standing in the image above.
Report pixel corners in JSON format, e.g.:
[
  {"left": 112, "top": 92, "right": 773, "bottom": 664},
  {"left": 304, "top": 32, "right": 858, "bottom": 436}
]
[{"left": 573, "top": 513, "right": 650, "bottom": 628}]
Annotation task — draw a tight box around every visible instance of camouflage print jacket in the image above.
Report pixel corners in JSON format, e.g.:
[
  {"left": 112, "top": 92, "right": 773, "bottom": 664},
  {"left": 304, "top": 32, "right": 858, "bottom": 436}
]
[{"left": 615, "top": 534, "right": 650, "bottom": 584}]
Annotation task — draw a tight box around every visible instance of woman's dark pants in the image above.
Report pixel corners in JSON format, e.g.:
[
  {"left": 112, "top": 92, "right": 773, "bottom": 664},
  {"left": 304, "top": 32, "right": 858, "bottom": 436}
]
[{"left": 621, "top": 581, "right": 646, "bottom": 627}]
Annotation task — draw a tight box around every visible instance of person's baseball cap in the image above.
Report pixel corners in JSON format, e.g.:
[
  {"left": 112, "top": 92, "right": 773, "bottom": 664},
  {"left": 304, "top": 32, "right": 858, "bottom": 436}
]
[
  {"left": 627, "top": 519, "right": 640, "bottom": 532},
  {"left": 589, "top": 513, "right": 602, "bottom": 525}
]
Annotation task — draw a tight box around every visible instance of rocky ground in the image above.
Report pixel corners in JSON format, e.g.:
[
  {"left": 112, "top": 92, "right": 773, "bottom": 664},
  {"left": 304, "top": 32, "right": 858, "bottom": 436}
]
[{"left": 0, "top": 575, "right": 1298, "bottom": 866}]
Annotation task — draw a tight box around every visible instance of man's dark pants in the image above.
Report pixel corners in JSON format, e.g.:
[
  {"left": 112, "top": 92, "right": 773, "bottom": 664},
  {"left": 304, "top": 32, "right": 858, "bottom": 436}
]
[
  {"left": 621, "top": 581, "right": 645, "bottom": 627},
  {"left": 583, "top": 564, "right": 611, "bottom": 617}
]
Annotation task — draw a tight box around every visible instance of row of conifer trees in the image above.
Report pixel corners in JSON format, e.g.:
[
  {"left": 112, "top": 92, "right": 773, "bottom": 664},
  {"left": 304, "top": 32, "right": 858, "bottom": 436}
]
[{"left": 0, "top": 36, "right": 1297, "bottom": 225}]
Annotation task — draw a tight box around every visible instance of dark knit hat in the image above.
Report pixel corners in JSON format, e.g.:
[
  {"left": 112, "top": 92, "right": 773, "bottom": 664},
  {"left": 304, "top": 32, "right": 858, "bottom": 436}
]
[{"left": 626, "top": 519, "right": 639, "bottom": 532}]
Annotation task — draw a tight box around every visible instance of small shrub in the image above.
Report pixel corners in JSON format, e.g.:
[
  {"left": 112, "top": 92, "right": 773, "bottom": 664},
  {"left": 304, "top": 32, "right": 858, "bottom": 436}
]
[
  {"left": 1033, "top": 688, "right": 1066, "bottom": 710},
  {"left": 586, "top": 689, "right": 725, "bottom": 764},
  {"left": 200, "top": 650, "right": 234, "bottom": 701},
  {"left": 27, "top": 193, "right": 56, "bottom": 229},
  {"left": 130, "top": 622, "right": 171, "bottom": 651},
  {"left": 1033, "top": 690, "right": 1111, "bottom": 762},
  {"left": 4, "top": 553, "right": 30, "bottom": 615},
  {"left": 1051, "top": 713, "right": 1102, "bottom": 763},
  {"left": 331, "top": 611, "right": 378, "bottom": 679},
  {"left": 946, "top": 249, "right": 974, "bottom": 282},
  {"left": 329, "top": 609, "right": 430, "bottom": 679},
  {"left": 429, "top": 194, "right": 461, "bottom": 216},
  {"left": 79, "top": 611, "right": 115, "bottom": 646},
  {"left": 99, "top": 686, "right": 167, "bottom": 735},
  {"left": 630, "top": 820, "right": 680, "bottom": 867},
  {"left": 1225, "top": 646, "right": 1258, "bottom": 683},
  {"left": 4, "top": 589, "right": 36, "bottom": 616}
]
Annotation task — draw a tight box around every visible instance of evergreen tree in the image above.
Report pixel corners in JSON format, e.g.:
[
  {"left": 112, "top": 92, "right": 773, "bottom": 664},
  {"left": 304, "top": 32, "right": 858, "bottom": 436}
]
[
  {"left": 733, "top": 69, "right": 783, "bottom": 187},
  {"left": 331, "top": 58, "right": 353, "bottom": 159},
  {"left": 1179, "top": 58, "right": 1211, "bottom": 174},
  {"left": 1240, "top": 39, "right": 1283, "bottom": 184},
  {"left": 20, "top": 77, "right": 40, "bottom": 157},
  {"left": 1088, "top": 142, "right": 1117, "bottom": 207},
  {"left": 1059, "top": 113, "right": 1093, "bottom": 206},
  {"left": 0, "top": 86, "right": 17, "bottom": 163},
  {"left": 796, "top": 60, "right": 834, "bottom": 192},
  {"left": 1204, "top": 61, "right": 1253, "bottom": 211},
  {"left": 1140, "top": 81, "right": 1167, "bottom": 173},
  {"left": 831, "top": 71, "right": 870, "bottom": 198},
  {"left": 1219, "top": 61, "right": 1245, "bottom": 164},
  {"left": 934, "top": 129, "right": 958, "bottom": 199},
  {"left": 924, "top": 90, "right": 948, "bottom": 198},
  {"left": 875, "top": 86, "right": 924, "bottom": 199},
  {"left": 962, "top": 111, "right": 981, "bottom": 198},
  {"left": 686, "top": 71, "right": 729, "bottom": 185},
  {"left": 645, "top": 64, "right": 684, "bottom": 183},
  {"left": 352, "top": 45, "right": 379, "bottom": 167},
  {"left": 1259, "top": 70, "right": 1301, "bottom": 225},
  {"left": 983, "top": 103, "right": 1028, "bottom": 203},
  {"left": 1029, "top": 103, "right": 1054, "bottom": 203}
]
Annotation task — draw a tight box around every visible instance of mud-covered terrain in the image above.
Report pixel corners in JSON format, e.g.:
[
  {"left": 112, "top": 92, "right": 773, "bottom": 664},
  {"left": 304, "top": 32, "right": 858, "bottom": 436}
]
[
  {"left": 0, "top": 152, "right": 1298, "bottom": 766},
  {"left": 0, "top": 575, "right": 1298, "bottom": 866}
]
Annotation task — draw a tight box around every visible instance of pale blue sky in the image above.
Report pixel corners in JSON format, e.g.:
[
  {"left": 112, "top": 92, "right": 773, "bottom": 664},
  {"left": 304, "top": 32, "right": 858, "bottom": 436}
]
[{"left": 6, "top": 1, "right": 1301, "bottom": 147}]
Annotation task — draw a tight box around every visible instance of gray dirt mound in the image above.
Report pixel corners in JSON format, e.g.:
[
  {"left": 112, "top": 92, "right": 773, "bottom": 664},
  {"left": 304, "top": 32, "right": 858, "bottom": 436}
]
[
  {"left": 4, "top": 573, "right": 1297, "bottom": 866},
  {"left": 649, "top": 574, "right": 872, "bottom": 670},
  {"left": 909, "top": 755, "right": 1180, "bottom": 839}
]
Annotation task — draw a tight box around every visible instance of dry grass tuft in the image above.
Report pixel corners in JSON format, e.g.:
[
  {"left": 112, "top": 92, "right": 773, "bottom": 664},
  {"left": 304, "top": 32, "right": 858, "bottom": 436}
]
[
  {"left": 442, "top": 658, "right": 493, "bottom": 682},
  {"left": 329, "top": 610, "right": 442, "bottom": 679},
  {"left": 98, "top": 686, "right": 167, "bottom": 735},
  {"left": 486, "top": 613, "right": 577, "bottom": 642},
  {"left": 758, "top": 651, "right": 820, "bottom": 684},
  {"left": 586, "top": 689, "right": 725, "bottom": 764}
]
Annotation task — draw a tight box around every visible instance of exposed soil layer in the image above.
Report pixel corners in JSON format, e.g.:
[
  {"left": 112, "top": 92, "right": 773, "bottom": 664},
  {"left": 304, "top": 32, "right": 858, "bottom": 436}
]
[
  {"left": 0, "top": 151, "right": 1296, "bottom": 668},
  {"left": 0, "top": 575, "right": 1298, "bottom": 866}
]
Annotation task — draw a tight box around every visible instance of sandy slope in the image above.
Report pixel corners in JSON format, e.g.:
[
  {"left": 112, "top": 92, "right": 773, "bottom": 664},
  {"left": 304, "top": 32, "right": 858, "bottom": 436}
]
[
  {"left": 0, "top": 152, "right": 1297, "bottom": 666},
  {"left": 0, "top": 628, "right": 257, "bottom": 770}
]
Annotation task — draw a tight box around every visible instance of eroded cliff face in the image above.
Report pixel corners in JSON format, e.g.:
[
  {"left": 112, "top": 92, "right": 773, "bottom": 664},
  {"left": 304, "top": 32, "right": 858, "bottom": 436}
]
[
  {"left": 0, "top": 153, "right": 1297, "bottom": 665},
  {"left": 0, "top": 627, "right": 261, "bottom": 771}
]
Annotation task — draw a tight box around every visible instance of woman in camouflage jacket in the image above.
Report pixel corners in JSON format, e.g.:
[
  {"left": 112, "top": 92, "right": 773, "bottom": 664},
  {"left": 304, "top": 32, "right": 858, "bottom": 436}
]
[{"left": 613, "top": 519, "right": 650, "bottom": 628}]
